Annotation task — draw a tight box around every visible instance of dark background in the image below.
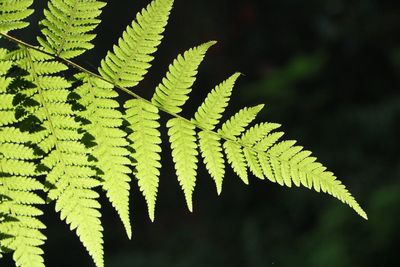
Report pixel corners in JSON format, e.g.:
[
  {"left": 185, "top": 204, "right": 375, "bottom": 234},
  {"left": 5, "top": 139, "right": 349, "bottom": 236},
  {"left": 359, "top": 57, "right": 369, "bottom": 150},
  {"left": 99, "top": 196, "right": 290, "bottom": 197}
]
[{"left": 4, "top": 0, "right": 400, "bottom": 266}]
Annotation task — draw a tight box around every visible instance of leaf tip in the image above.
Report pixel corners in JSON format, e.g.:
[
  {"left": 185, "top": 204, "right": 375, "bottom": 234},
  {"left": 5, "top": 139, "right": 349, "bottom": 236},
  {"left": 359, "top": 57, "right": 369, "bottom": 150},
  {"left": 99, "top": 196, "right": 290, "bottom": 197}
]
[
  {"left": 216, "top": 184, "right": 222, "bottom": 196},
  {"left": 123, "top": 227, "right": 132, "bottom": 240},
  {"left": 255, "top": 104, "right": 265, "bottom": 111},
  {"left": 149, "top": 213, "right": 155, "bottom": 223},
  {"left": 233, "top": 72, "right": 242, "bottom": 78},
  {"left": 359, "top": 209, "right": 368, "bottom": 220},
  {"left": 199, "top": 40, "right": 217, "bottom": 52},
  {"left": 187, "top": 201, "right": 193, "bottom": 213},
  {"left": 207, "top": 40, "right": 218, "bottom": 46}
]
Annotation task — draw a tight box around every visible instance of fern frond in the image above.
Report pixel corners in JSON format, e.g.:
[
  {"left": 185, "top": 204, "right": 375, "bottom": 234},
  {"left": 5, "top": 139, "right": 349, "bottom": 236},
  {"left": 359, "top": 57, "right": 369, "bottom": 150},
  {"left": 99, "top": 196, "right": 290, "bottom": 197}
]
[
  {"left": 223, "top": 141, "right": 248, "bottom": 184},
  {"left": 38, "top": 0, "right": 106, "bottom": 59},
  {"left": 0, "top": 1, "right": 369, "bottom": 266},
  {"left": 0, "top": 0, "right": 34, "bottom": 33},
  {"left": 99, "top": 0, "right": 174, "bottom": 88},
  {"left": 11, "top": 47, "right": 104, "bottom": 267},
  {"left": 151, "top": 41, "right": 216, "bottom": 114},
  {"left": 218, "top": 105, "right": 264, "bottom": 140},
  {"left": 75, "top": 74, "right": 132, "bottom": 238},
  {"left": 0, "top": 49, "right": 16, "bottom": 127},
  {"left": 192, "top": 74, "right": 241, "bottom": 193},
  {"left": 192, "top": 73, "right": 240, "bottom": 130},
  {"left": 218, "top": 105, "right": 366, "bottom": 220},
  {"left": 253, "top": 132, "right": 285, "bottom": 152},
  {"left": 125, "top": 99, "right": 161, "bottom": 222},
  {"left": 253, "top": 135, "right": 368, "bottom": 219},
  {"left": 243, "top": 147, "right": 264, "bottom": 179},
  {"left": 219, "top": 105, "right": 265, "bottom": 183},
  {"left": 54, "top": 178, "right": 103, "bottom": 267},
  {"left": 0, "top": 176, "right": 46, "bottom": 267},
  {"left": 240, "top": 123, "right": 281, "bottom": 147},
  {"left": 228, "top": 119, "right": 368, "bottom": 218},
  {"left": 198, "top": 131, "right": 225, "bottom": 194},
  {"left": 167, "top": 118, "right": 198, "bottom": 211},
  {"left": 0, "top": 48, "right": 45, "bottom": 267},
  {"left": 240, "top": 123, "right": 282, "bottom": 180}
]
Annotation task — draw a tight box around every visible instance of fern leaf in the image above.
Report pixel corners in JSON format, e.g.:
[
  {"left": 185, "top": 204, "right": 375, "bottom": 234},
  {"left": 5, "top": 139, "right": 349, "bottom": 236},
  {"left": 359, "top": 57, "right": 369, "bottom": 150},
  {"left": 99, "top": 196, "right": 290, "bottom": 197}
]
[
  {"left": 198, "top": 131, "right": 225, "bottom": 194},
  {"left": 38, "top": 0, "right": 106, "bottom": 59},
  {"left": 54, "top": 178, "right": 103, "bottom": 267},
  {"left": 75, "top": 74, "right": 132, "bottom": 238},
  {"left": 99, "top": 0, "right": 174, "bottom": 88},
  {"left": 0, "top": 48, "right": 45, "bottom": 267},
  {"left": 223, "top": 141, "right": 248, "bottom": 184},
  {"left": 167, "top": 118, "right": 198, "bottom": 211},
  {"left": 266, "top": 140, "right": 298, "bottom": 186},
  {"left": 243, "top": 147, "right": 264, "bottom": 179},
  {"left": 11, "top": 47, "right": 104, "bottom": 267},
  {"left": 240, "top": 123, "right": 281, "bottom": 147},
  {"left": 125, "top": 99, "right": 161, "bottom": 222},
  {"left": 246, "top": 125, "right": 367, "bottom": 219},
  {"left": 192, "top": 73, "right": 240, "bottom": 130},
  {"left": 152, "top": 41, "right": 216, "bottom": 114},
  {"left": 192, "top": 74, "right": 241, "bottom": 194},
  {"left": 0, "top": 176, "right": 46, "bottom": 267},
  {"left": 0, "top": 0, "right": 34, "bottom": 33},
  {"left": 0, "top": 2, "right": 369, "bottom": 266},
  {"left": 0, "top": 49, "right": 15, "bottom": 127},
  {"left": 253, "top": 131, "right": 285, "bottom": 151},
  {"left": 256, "top": 140, "right": 368, "bottom": 219},
  {"left": 239, "top": 123, "right": 282, "bottom": 180},
  {"left": 218, "top": 105, "right": 264, "bottom": 140}
]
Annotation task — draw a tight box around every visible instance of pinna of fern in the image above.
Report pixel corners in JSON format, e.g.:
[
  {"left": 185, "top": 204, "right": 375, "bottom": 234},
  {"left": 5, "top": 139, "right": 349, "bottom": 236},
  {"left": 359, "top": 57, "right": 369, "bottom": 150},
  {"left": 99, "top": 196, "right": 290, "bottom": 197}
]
[
  {"left": 0, "top": 48, "right": 46, "bottom": 267},
  {"left": 0, "top": 0, "right": 33, "bottom": 33},
  {"left": 38, "top": 0, "right": 107, "bottom": 59},
  {"left": 0, "top": 0, "right": 367, "bottom": 266}
]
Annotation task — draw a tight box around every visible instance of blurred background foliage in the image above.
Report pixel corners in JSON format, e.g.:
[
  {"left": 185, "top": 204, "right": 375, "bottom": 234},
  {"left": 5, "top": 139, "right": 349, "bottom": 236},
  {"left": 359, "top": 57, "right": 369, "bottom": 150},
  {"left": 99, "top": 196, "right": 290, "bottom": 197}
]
[{"left": 4, "top": 0, "right": 399, "bottom": 266}]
